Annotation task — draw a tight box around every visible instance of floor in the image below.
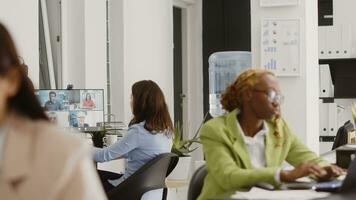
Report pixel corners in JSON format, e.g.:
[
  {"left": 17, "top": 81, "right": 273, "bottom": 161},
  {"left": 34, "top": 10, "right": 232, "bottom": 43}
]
[
  {"left": 167, "top": 186, "right": 189, "bottom": 200},
  {"left": 165, "top": 178, "right": 190, "bottom": 200}
]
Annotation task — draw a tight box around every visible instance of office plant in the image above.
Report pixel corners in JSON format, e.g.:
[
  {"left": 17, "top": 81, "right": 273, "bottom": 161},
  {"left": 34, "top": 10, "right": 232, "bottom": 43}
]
[
  {"left": 171, "top": 112, "right": 209, "bottom": 157},
  {"left": 171, "top": 122, "right": 200, "bottom": 157},
  {"left": 168, "top": 113, "right": 209, "bottom": 180},
  {"left": 352, "top": 102, "right": 356, "bottom": 124},
  {"left": 349, "top": 102, "right": 356, "bottom": 144}
]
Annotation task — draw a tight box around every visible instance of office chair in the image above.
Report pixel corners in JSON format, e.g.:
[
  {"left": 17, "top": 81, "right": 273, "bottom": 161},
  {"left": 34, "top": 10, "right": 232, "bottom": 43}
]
[
  {"left": 187, "top": 165, "right": 207, "bottom": 200},
  {"left": 332, "top": 120, "right": 354, "bottom": 150},
  {"left": 107, "top": 153, "right": 178, "bottom": 200},
  {"left": 162, "top": 154, "right": 179, "bottom": 200}
]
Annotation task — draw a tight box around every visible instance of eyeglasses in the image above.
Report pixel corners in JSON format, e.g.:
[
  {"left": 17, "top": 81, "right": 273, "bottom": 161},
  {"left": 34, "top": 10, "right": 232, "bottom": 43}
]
[{"left": 253, "top": 89, "right": 284, "bottom": 104}]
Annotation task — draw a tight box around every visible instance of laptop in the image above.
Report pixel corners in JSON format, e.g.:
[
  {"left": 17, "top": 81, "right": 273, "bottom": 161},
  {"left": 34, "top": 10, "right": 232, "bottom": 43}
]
[
  {"left": 285, "top": 158, "right": 356, "bottom": 193},
  {"left": 315, "top": 157, "right": 356, "bottom": 193}
]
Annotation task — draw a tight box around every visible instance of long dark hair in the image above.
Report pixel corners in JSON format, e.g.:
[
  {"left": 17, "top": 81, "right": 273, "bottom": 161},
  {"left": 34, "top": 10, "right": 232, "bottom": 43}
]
[
  {"left": 129, "top": 80, "right": 173, "bottom": 134},
  {"left": 0, "top": 23, "right": 48, "bottom": 120}
]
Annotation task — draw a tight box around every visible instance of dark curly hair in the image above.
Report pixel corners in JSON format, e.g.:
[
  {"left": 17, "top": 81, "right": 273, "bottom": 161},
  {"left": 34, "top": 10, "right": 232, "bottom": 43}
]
[{"left": 221, "top": 68, "right": 281, "bottom": 139}]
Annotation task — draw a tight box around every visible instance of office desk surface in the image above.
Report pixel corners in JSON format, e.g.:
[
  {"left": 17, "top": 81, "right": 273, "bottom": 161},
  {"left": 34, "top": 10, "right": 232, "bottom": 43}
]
[
  {"left": 208, "top": 149, "right": 350, "bottom": 200},
  {"left": 209, "top": 191, "right": 356, "bottom": 200},
  {"left": 97, "top": 159, "right": 126, "bottom": 174}
]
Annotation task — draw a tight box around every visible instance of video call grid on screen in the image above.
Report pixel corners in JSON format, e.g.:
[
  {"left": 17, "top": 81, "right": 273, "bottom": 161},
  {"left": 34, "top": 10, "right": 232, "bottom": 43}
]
[{"left": 35, "top": 89, "right": 104, "bottom": 128}]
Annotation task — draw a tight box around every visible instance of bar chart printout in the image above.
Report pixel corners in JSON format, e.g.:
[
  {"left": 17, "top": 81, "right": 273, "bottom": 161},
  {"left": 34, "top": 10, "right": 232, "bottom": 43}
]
[{"left": 261, "top": 18, "right": 300, "bottom": 76}]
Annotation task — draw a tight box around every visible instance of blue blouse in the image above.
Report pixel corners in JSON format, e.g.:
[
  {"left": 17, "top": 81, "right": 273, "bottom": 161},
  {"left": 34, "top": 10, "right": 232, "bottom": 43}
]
[{"left": 93, "top": 121, "right": 172, "bottom": 200}]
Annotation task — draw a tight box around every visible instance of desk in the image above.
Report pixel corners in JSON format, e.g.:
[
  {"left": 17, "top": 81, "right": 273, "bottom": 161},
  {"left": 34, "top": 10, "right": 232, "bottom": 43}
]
[
  {"left": 97, "top": 159, "right": 126, "bottom": 174},
  {"left": 85, "top": 136, "right": 126, "bottom": 174},
  {"left": 207, "top": 148, "right": 351, "bottom": 200},
  {"left": 320, "top": 144, "right": 356, "bottom": 168},
  {"left": 320, "top": 149, "right": 336, "bottom": 164},
  {"left": 209, "top": 191, "right": 356, "bottom": 200}
]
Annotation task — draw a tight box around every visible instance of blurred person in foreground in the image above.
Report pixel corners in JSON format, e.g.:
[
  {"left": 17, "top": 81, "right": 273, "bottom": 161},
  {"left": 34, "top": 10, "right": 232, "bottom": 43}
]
[
  {"left": 0, "top": 23, "right": 107, "bottom": 200},
  {"left": 198, "top": 68, "right": 344, "bottom": 200}
]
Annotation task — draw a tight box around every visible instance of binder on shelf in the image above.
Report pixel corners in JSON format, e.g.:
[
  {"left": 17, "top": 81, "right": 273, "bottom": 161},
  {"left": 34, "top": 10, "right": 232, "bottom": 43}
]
[
  {"left": 318, "top": 26, "right": 327, "bottom": 58},
  {"left": 319, "top": 64, "right": 334, "bottom": 97},
  {"left": 328, "top": 103, "right": 338, "bottom": 136},
  {"left": 319, "top": 100, "right": 329, "bottom": 136},
  {"left": 341, "top": 24, "right": 352, "bottom": 58},
  {"left": 326, "top": 25, "right": 342, "bottom": 58}
]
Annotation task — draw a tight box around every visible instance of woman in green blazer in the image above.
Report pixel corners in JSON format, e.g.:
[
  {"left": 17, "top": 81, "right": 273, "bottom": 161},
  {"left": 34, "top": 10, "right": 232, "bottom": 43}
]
[{"left": 198, "top": 69, "right": 343, "bottom": 200}]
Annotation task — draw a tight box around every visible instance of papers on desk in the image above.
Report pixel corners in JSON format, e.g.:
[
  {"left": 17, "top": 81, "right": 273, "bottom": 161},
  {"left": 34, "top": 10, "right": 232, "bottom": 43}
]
[
  {"left": 343, "top": 144, "right": 356, "bottom": 149},
  {"left": 231, "top": 187, "right": 330, "bottom": 200}
]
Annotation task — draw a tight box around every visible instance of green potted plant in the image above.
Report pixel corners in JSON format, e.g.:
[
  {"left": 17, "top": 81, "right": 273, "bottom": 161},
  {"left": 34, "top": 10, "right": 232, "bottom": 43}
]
[
  {"left": 171, "top": 121, "right": 200, "bottom": 156},
  {"left": 168, "top": 113, "right": 208, "bottom": 180},
  {"left": 350, "top": 103, "right": 356, "bottom": 143},
  {"left": 352, "top": 102, "right": 356, "bottom": 124}
]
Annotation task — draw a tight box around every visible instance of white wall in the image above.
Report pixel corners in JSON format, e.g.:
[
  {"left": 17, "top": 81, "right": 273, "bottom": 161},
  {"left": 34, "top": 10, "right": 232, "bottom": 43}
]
[
  {"left": 251, "top": 1, "right": 320, "bottom": 152},
  {"left": 61, "top": 0, "right": 86, "bottom": 88},
  {"left": 109, "top": 0, "right": 205, "bottom": 172},
  {"left": 46, "top": 0, "right": 62, "bottom": 88},
  {"left": 109, "top": 0, "right": 204, "bottom": 137},
  {"left": 0, "top": 0, "right": 39, "bottom": 87},
  {"left": 110, "top": 0, "right": 174, "bottom": 123},
  {"left": 110, "top": 0, "right": 125, "bottom": 122},
  {"left": 61, "top": 0, "right": 107, "bottom": 115},
  {"left": 61, "top": 0, "right": 202, "bottom": 127},
  {"left": 84, "top": 0, "right": 107, "bottom": 109}
]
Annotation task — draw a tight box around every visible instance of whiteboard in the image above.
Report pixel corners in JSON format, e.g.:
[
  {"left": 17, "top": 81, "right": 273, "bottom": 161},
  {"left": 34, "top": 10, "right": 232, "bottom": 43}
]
[{"left": 260, "top": 18, "right": 300, "bottom": 76}]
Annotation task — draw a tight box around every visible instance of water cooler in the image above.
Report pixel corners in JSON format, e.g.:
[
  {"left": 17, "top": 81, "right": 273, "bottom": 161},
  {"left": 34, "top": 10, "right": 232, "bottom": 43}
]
[{"left": 208, "top": 51, "right": 251, "bottom": 117}]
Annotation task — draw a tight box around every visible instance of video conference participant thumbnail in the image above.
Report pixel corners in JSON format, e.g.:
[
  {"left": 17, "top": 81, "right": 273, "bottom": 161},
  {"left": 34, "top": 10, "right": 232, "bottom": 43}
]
[
  {"left": 44, "top": 91, "right": 64, "bottom": 111},
  {"left": 82, "top": 93, "right": 96, "bottom": 109}
]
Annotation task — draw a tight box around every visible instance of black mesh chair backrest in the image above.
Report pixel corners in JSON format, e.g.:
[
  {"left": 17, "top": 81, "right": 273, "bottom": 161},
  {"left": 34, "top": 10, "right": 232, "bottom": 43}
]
[
  {"left": 108, "top": 153, "right": 178, "bottom": 200},
  {"left": 166, "top": 154, "right": 179, "bottom": 176},
  {"left": 332, "top": 120, "right": 354, "bottom": 150},
  {"left": 161, "top": 155, "right": 179, "bottom": 200},
  {"left": 187, "top": 165, "right": 207, "bottom": 200}
]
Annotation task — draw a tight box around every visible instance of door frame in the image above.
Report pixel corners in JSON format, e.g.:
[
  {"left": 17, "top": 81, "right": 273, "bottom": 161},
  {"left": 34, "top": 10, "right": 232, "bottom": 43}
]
[
  {"left": 173, "top": 0, "right": 189, "bottom": 139},
  {"left": 173, "top": 0, "right": 204, "bottom": 144},
  {"left": 173, "top": 6, "right": 183, "bottom": 130},
  {"left": 40, "top": 0, "right": 57, "bottom": 89}
]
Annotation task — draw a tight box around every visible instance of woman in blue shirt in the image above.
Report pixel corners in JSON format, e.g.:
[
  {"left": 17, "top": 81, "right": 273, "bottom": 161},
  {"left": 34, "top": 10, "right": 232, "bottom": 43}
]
[{"left": 94, "top": 80, "right": 173, "bottom": 200}]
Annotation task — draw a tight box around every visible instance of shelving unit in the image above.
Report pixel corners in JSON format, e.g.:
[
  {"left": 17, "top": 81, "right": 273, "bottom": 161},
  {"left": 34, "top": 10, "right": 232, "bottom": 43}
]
[
  {"left": 318, "top": 58, "right": 356, "bottom": 153},
  {"left": 319, "top": 58, "right": 356, "bottom": 98}
]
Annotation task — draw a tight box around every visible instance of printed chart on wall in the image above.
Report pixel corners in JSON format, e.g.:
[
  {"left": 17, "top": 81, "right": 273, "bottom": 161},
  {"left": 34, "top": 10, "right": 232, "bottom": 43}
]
[
  {"left": 261, "top": 18, "right": 300, "bottom": 76},
  {"left": 260, "top": 0, "right": 299, "bottom": 7}
]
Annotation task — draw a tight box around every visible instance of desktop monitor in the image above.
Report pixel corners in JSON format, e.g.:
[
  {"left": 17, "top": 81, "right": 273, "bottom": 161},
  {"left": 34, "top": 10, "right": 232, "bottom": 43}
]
[{"left": 35, "top": 89, "right": 104, "bottom": 128}]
